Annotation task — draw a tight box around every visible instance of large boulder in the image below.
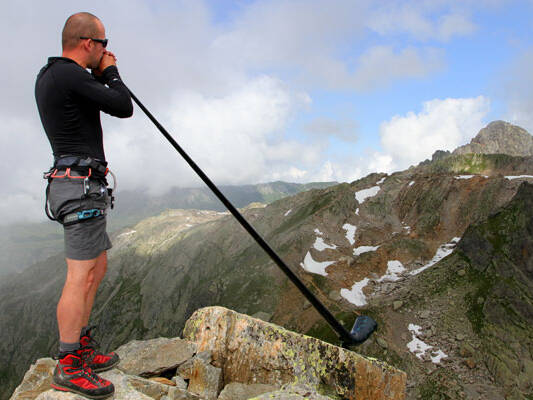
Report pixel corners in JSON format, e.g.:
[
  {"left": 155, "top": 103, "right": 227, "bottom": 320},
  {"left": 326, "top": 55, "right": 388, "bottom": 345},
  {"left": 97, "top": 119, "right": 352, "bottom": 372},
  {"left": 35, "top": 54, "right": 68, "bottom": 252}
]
[
  {"left": 183, "top": 306, "right": 407, "bottom": 400},
  {"left": 115, "top": 337, "right": 197, "bottom": 377}
]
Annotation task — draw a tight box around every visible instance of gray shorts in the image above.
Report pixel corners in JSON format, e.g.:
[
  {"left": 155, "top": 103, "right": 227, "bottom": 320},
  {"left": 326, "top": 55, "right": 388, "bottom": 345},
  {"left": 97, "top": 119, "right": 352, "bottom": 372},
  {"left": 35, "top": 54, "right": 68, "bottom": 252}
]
[{"left": 48, "top": 174, "right": 112, "bottom": 260}]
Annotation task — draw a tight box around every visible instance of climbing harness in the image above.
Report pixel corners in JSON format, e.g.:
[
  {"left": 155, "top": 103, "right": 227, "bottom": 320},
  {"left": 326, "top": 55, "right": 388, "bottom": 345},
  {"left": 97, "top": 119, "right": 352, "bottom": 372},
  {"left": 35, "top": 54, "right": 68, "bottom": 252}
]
[
  {"left": 127, "top": 87, "right": 377, "bottom": 348},
  {"left": 61, "top": 208, "right": 107, "bottom": 226},
  {"left": 43, "top": 155, "right": 116, "bottom": 225}
]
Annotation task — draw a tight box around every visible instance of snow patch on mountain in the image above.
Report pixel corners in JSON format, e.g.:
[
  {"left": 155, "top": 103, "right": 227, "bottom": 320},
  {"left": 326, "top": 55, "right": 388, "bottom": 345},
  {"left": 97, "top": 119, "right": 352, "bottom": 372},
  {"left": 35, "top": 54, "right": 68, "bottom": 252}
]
[
  {"left": 378, "top": 260, "right": 406, "bottom": 282},
  {"left": 340, "top": 278, "right": 370, "bottom": 306},
  {"left": 313, "top": 237, "right": 337, "bottom": 251},
  {"left": 300, "top": 252, "right": 335, "bottom": 276},
  {"left": 353, "top": 245, "right": 380, "bottom": 256},
  {"left": 355, "top": 186, "right": 380, "bottom": 203},
  {"left": 118, "top": 230, "right": 137, "bottom": 238},
  {"left": 410, "top": 237, "right": 461, "bottom": 275},
  {"left": 505, "top": 175, "right": 533, "bottom": 180},
  {"left": 342, "top": 223, "right": 357, "bottom": 245},
  {"left": 407, "top": 324, "right": 448, "bottom": 364}
]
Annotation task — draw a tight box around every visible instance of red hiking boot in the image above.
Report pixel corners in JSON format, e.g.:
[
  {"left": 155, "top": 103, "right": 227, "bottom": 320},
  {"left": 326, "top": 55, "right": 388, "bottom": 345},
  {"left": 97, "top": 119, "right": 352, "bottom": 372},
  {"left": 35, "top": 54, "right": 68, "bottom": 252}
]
[
  {"left": 79, "top": 326, "right": 120, "bottom": 372},
  {"left": 51, "top": 352, "right": 114, "bottom": 399}
]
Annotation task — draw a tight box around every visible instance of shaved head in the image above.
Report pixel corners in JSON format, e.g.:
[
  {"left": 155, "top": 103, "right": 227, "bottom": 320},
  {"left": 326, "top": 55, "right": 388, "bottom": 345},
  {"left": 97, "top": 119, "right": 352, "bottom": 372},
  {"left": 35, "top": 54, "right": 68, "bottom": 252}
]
[{"left": 62, "top": 12, "right": 102, "bottom": 51}]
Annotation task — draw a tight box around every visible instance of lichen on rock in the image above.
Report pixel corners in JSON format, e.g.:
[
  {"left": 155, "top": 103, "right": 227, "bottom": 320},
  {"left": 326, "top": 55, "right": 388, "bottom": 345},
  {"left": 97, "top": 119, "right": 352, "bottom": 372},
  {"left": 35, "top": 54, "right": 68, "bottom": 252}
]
[{"left": 183, "top": 306, "right": 406, "bottom": 400}]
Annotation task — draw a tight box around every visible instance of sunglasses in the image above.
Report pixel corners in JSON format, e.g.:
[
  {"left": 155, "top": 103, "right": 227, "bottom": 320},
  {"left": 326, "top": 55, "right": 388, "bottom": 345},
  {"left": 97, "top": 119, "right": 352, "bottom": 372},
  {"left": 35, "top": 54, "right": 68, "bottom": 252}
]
[{"left": 79, "top": 37, "right": 108, "bottom": 48}]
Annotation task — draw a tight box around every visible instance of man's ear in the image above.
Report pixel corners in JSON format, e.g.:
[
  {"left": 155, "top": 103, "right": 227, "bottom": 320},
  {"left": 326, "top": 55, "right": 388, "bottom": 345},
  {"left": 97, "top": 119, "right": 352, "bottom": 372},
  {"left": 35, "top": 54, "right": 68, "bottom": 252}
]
[{"left": 80, "top": 39, "right": 91, "bottom": 52}]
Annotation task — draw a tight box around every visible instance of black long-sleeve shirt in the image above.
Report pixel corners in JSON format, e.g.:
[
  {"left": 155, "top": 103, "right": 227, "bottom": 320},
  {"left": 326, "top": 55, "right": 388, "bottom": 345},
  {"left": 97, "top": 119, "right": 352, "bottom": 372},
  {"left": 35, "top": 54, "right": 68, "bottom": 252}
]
[{"left": 35, "top": 57, "right": 133, "bottom": 162}]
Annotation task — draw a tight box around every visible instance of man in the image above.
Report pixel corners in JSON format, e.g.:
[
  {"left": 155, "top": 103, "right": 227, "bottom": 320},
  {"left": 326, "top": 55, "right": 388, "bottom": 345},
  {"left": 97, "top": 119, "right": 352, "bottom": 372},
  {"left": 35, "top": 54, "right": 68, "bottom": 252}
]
[{"left": 35, "top": 12, "right": 133, "bottom": 399}]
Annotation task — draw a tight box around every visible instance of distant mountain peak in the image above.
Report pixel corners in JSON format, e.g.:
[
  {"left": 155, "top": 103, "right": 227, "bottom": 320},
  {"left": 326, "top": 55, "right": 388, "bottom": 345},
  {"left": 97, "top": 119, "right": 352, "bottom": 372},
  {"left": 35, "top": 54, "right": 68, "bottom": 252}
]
[{"left": 453, "top": 120, "right": 533, "bottom": 157}]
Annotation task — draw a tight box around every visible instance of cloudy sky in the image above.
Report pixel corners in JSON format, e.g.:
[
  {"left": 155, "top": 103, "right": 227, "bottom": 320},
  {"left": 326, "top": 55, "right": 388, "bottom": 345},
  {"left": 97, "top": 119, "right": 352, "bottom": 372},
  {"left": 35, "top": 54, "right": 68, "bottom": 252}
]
[{"left": 2, "top": 0, "right": 533, "bottom": 224}]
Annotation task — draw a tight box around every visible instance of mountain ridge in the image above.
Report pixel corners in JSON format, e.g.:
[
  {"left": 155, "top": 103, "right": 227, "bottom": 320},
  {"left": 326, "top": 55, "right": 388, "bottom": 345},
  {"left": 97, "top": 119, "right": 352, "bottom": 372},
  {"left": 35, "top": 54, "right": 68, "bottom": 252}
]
[
  {"left": 2, "top": 121, "right": 533, "bottom": 399},
  {"left": 0, "top": 181, "right": 336, "bottom": 277}
]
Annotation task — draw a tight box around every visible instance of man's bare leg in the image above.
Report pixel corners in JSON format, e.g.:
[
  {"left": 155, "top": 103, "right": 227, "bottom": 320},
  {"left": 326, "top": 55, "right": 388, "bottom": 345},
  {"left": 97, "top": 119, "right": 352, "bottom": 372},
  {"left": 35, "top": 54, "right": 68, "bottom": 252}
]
[
  {"left": 57, "top": 257, "right": 97, "bottom": 344},
  {"left": 81, "top": 251, "right": 107, "bottom": 327}
]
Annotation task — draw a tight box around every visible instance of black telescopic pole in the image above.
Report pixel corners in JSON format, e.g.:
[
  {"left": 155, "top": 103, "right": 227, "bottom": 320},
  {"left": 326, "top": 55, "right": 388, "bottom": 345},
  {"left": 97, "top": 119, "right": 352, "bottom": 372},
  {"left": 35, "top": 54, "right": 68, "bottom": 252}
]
[{"left": 128, "top": 88, "right": 375, "bottom": 347}]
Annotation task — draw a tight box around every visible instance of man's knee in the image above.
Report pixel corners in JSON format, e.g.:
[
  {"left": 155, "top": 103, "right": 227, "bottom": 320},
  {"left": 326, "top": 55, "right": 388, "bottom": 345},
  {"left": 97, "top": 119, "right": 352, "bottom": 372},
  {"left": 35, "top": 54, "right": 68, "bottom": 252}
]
[{"left": 65, "top": 257, "right": 98, "bottom": 287}]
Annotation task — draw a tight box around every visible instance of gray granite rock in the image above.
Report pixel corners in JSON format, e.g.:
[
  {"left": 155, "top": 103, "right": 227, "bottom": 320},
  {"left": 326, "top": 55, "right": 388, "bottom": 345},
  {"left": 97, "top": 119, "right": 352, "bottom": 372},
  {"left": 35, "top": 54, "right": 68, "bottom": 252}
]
[
  {"left": 217, "top": 382, "right": 279, "bottom": 400},
  {"left": 116, "top": 337, "right": 197, "bottom": 377},
  {"left": 10, "top": 358, "right": 56, "bottom": 400},
  {"left": 178, "top": 353, "right": 223, "bottom": 400},
  {"left": 34, "top": 369, "right": 200, "bottom": 400},
  {"left": 248, "top": 384, "right": 334, "bottom": 399}
]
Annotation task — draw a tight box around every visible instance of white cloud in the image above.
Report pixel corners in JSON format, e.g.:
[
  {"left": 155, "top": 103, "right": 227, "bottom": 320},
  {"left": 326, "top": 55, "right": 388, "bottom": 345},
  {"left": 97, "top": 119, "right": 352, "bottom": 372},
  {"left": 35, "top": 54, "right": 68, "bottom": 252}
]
[
  {"left": 311, "top": 161, "right": 364, "bottom": 183},
  {"left": 0, "top": 0, "right": 496, "bottom": 225},
  {"left": 501, "top": 49, "right": 533, "bottom": 133},
  {"left": 352, "top": 46, "right": 444, "bottom": 91},
  {"left": 106, "top": 76, "right": 317, "bottom": 194},
  {"left": 438, "top": 13, "right": 477, "bottom": 41},
  {"left": 377, "top": 96, "right": 490, "bottom": 171},
  {"left": 367, "top": 2, "right": 477, "bottom": 41},
  {"left": 0, "top": 115, "right": 50, "bottom": 224},
  {"left": 213, "top": 0, "right": 451, "bottom": 90},
  {"left": 304, "top": 118, "right": 358, "bottom": 142}
]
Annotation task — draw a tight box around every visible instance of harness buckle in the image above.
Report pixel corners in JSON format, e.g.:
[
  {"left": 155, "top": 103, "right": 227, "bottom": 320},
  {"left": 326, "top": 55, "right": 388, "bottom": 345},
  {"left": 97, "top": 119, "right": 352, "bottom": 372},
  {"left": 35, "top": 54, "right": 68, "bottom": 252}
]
[
  {"left": 50, "top": 169, "right": 67, "bottom": 178},
  {"left": 49, "top": 168, "right": 92, "bottom": 179},
  {"left": 67, "top": 168, "right": 92, "bottom": 179},
  {"left": 78, "top": 209, "right": 102, "bottom": 220}
]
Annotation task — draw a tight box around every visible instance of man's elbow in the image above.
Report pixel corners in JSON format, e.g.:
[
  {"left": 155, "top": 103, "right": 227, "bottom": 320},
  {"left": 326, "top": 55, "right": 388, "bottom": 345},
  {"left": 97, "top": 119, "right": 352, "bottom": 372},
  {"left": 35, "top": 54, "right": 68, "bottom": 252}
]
[{"left": 117, "top": 101, "right": 134, "bottom": 118}]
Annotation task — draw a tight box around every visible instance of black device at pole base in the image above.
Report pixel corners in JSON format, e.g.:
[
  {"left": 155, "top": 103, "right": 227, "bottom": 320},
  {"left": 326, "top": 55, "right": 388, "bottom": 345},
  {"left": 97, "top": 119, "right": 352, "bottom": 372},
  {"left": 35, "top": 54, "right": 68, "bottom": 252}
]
[{"left": 128, "top": 87, "right": 377, "bottom": 348}]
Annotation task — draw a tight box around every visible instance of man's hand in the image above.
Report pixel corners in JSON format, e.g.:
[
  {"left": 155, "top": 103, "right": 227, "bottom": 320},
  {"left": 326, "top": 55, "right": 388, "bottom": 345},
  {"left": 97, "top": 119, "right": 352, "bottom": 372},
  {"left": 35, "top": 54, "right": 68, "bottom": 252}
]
[{"left": 93, "top": 51, "right": 117, "bottom": 76}]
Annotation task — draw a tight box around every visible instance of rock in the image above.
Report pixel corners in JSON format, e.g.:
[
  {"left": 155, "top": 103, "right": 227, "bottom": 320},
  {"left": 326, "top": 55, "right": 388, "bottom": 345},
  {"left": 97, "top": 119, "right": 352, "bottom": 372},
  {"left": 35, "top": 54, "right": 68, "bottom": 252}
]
[
  {"left": 303, "top": 300, "right": 311, "bottom": 310},
  {"left": 419, "top": 310, "right": 431, "bottom": 319},
  {"left": 459, "top": 344, "right": 474, "bottom": 358},
  {"left": 456, "top": 333, "right": 466, "bottom": 341},
  {"left": 177, "top": 351, "right": 212, "bottom": 375},
  {"left": 463, "top": 383, "right": 505, "bottom": 400},
  {"left": 33, "top": 369, "right": 201, "bottom": 400},
  {"left": 376, "top": 337, "right": 388, "bottom": 349},
  {"left": 183, "top": 306, "right": 406, "bottom": 400},
  {"left": 149, "top": 377, "right": 175, "bottom": 386},
  {"left": 10, "top": 358, "right": 56, "bottom": 400},
  {"left": 477, "top": 297, "right": 484, "bottom": 305},
  {"left": 518, "top": 358, "right": 533, "bottom": 391},
  {"left": 195, "top": 350, "right": 213, "bottom": 363},
  {"left": 178, "top": 353, "right": 223, "bottom": 400},
  {"left": 464, "top": 358, "right": 476, "bottom": 369},
  {"left": 217, "top": 382, "right": 279, "bottom": 400},
  {"left": 249, "top": 383, "right": 334, "bottom": 399},
  {"left": 251, "top": 311, "right": 272, "bottom": 322},
  {"left": 453, "top": 121, "right": 533, "bottom": 157},
  {"left": 116, "top": 337, "right": 197, "bottom": 377},
  {"left": 393, "top": 301, "right": 404, "bottom": 311},
  {"left": 328, "top": 290, "right": 342, "bottom": 302},
  {"left": 172, "top": 375, "right": 188, "bottom": 390},
  {"left": 457, "top": 269, "right": 466, "bottom": 277},
  {"left": 34, "top": 392, "right": 86, "bottom": 399}
]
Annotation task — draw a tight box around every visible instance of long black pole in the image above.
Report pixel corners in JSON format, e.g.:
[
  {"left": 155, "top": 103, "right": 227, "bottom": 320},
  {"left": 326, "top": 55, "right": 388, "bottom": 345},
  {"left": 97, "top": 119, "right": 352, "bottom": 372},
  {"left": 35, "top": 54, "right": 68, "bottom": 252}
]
[{"left": 128, "top": 89, "right": 358, "bottom": 345}]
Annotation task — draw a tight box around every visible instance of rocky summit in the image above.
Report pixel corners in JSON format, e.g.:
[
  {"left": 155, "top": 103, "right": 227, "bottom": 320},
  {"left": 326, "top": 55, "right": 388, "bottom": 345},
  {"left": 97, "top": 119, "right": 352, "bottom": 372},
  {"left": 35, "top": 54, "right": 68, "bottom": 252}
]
[
  {"left": 10, "top": 307, "right": 406, "bottom": 400},
  {"left": 453, "top": 120, "right": 533, "bottom": 157},
  {"left": 2, "top": 121, "right": 533, "bottom": 400}
]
